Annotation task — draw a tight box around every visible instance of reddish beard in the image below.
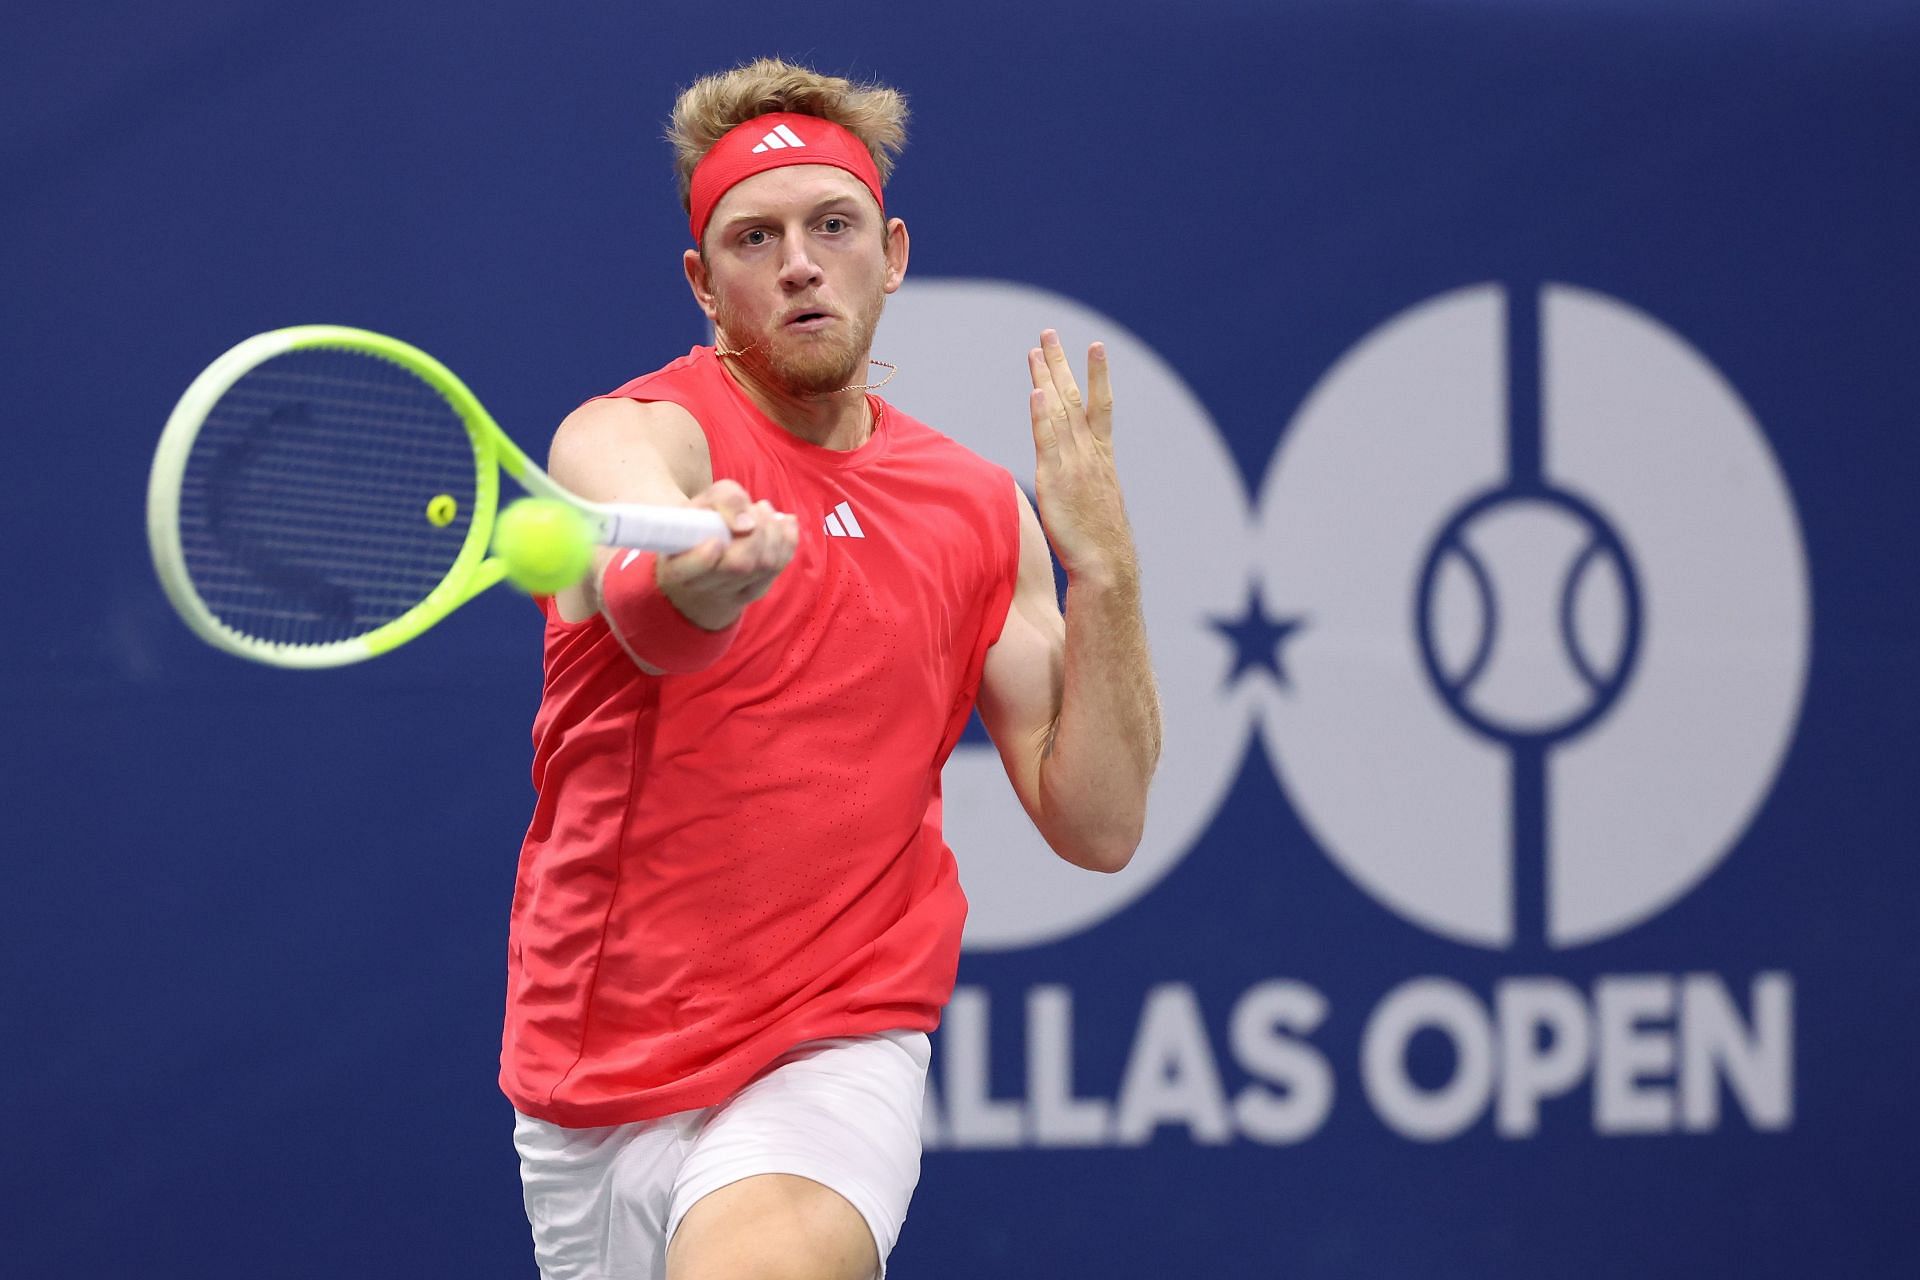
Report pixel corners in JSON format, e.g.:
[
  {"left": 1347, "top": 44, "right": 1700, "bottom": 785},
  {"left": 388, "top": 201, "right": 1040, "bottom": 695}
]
[{"left": 713, "top": 288, "right": 883, "bottom": 397}]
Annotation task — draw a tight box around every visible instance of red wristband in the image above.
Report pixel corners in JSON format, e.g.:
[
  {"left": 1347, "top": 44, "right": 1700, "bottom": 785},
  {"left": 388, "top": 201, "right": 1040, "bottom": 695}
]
[{"left": 599, "top": 550, "right": 739, "bottom": 673}]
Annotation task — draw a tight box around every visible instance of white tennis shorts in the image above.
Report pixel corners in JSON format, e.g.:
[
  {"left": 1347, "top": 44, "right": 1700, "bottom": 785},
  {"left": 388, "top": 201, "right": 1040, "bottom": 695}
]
[{"left": 514, "top": 1030, "right": 930, "bottom": 1280}]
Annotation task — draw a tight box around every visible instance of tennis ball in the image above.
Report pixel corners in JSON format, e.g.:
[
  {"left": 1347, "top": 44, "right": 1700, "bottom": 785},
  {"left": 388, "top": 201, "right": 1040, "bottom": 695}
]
[
  {"left": 425, "top": 493, "right": 458, "bottom": 527},
  {"left": 492, "top": 498, "right": 596, "bottom": 594}
]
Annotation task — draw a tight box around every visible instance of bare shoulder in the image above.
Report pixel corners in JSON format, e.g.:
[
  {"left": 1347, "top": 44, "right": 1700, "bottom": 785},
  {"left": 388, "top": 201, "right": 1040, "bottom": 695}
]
[{"left": 548, "top": 397, "right": 711, "bottom": 505}]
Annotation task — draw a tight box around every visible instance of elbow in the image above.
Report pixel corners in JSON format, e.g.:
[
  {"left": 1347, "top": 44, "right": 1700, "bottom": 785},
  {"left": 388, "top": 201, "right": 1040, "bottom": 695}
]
[
  {"left": 1076, "top": 842, "right": 1139, "bottom": 875},
  {"left": 1034, "top": 764, "right": 1156, "bottom": 875},
  {"left": 1047, "top": 819, "right": 1145, "bottom": 875},
  {"left": 1030, "top": 737, "right": 1157, "bottom": 873}
]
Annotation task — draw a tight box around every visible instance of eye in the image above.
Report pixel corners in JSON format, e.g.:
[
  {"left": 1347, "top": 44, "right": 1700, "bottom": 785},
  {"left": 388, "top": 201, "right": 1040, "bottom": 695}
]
[
  {"left": 820, "top": 216, "right": 849, "bottom": 234},
  {"left": 742, "top": 228, "right": 771, "bottom": 247}
]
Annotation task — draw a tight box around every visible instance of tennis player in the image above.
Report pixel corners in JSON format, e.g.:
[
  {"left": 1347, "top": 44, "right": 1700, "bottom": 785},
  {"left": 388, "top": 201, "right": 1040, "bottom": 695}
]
[{"left": 502, "top": 58, "right": 1160, "bottom": 1280}]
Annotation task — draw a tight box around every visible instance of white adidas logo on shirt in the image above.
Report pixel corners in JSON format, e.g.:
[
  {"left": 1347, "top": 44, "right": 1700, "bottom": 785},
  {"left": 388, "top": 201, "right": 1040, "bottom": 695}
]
[
  {"left": 823, "top": 500, "right": 865, "bottom": 539},
  {"left": 750, "top": 124, "right": 808, "bottom": 153}
]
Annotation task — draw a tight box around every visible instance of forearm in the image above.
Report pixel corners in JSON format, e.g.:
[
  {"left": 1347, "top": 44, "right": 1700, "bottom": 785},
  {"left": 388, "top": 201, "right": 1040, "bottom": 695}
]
[{"left": 1035, "top": 565, "right": 1161, "bottom": 872}]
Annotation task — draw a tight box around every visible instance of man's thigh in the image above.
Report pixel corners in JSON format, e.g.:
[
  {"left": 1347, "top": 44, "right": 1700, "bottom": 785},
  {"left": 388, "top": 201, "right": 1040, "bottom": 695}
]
[
  {"left": 666, "top": 1173, "right": 875, "bottom": 1280},
  {"left": 666, "top": 1030, "right": 930, "bottom": 1280},
  {"left": 515, "top": 1109, "right": 694, "bottom": 1280}
]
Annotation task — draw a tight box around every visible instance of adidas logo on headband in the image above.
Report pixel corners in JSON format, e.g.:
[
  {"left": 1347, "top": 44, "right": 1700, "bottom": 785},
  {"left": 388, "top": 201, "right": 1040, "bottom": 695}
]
[
  {"left": 689, "top": 113, "right": 883, "bottom": 242},
  {"left": 751, "top": 124, "right": 808, "bottom": 153}
]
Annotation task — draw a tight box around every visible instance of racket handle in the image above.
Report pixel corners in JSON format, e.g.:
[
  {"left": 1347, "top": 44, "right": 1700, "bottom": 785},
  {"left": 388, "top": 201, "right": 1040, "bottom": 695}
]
[{"left": 594, "top": 504, "right": 734, "bottom": 554}]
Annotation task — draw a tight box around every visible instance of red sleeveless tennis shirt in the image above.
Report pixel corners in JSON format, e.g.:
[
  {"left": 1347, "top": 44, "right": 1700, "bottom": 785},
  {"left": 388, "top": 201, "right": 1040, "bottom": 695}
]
[{"left": 501, "top": 347, "right": 1020, "bottom": 1127}]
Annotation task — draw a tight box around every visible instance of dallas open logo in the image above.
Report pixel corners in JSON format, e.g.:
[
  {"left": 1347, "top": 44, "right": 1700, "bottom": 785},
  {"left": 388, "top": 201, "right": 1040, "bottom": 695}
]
[{"left": 876, "top": 281, "right": 1807, "bottom": 1147}]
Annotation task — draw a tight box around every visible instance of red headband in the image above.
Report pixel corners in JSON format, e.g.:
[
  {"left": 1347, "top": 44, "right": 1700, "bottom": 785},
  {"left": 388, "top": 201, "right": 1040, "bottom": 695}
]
[{"left": 688, "top": 112, "right": 886, "bottom": 244}]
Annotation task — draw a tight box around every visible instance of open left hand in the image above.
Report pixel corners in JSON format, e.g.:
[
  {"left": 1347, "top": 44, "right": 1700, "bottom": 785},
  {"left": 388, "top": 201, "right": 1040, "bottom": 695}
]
[{"left": 1027, "top": 329, "right": 1137, "bottom": 586}]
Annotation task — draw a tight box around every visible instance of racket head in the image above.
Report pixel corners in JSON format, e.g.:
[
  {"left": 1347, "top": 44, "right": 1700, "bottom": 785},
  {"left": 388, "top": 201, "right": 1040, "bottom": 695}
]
[{"left": 147, "top": 326, "right": 511, "bottom": 667}]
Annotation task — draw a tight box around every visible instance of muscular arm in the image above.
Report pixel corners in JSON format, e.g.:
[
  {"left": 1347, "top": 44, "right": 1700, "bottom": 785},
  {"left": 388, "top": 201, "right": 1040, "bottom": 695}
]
[
  {"left": 974, "top": 333, "right": 1162, "bottom": 873},
  {"left": 547, "top": 398, "right": 712, "bottom": 623},
  {"left": 545, "top": 397, "right": 796, "bottom": 642}
]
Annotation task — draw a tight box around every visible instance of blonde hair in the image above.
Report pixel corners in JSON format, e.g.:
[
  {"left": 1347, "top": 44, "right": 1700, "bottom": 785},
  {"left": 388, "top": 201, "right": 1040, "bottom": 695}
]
[{"left": 667, "top": 58, "right": 909, "bottom": 213}]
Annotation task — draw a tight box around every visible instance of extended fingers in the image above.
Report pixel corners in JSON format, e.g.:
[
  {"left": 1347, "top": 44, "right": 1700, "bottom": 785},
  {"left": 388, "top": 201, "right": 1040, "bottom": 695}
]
[
  {"left": 1040, "top": 329, "right": 1084, "bottom": 412},
  {"left": 1028, "top": 348, "right": 1062, "bottom": 457},
  {"left": 1029, "top": 340, "right": 1080, "bottom": 458},
  {"left": 1086, "top": 341, "right": 1113, "bottom": 442}
]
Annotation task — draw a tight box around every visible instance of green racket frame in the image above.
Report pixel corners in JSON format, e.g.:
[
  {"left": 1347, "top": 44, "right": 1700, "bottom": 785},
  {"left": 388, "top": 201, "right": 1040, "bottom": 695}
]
[{"left": 147, "top": 325, "right": 724, "bottom": 668}]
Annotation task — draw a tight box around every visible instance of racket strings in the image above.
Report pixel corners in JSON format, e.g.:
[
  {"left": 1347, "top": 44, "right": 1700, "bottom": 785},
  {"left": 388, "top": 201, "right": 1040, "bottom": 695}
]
[{"left": 178, "top": 349, "right": 482, "bottom": 647}]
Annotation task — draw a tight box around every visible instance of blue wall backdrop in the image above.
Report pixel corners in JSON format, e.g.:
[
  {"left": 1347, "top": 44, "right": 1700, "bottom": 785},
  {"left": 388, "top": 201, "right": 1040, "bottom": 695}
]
[{"left": 7, "top": 1, "right": 1919, "bottom": 1274}]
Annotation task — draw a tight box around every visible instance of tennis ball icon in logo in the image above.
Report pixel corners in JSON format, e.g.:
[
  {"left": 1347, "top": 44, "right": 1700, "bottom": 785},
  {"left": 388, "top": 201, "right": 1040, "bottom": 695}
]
[
  {"left": 880, "top": 280, "right": 1807, "bottom": 953},
  {"left": 1260, "top": 283, "right": 1809, "bottom": 949},
  {"left": 1417, "top": 489, "right": 1641, "bottom": 745}
]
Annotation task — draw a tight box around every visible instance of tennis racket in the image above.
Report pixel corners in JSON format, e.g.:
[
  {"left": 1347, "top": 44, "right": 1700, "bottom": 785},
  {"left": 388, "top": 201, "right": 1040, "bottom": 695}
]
[{"left": 146, "top": 325, "right": 729, "bottom": 668}]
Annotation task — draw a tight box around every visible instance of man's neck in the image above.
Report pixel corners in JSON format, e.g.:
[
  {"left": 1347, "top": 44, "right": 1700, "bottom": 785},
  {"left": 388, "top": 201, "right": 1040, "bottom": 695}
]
[{"left": 719, "top": 354, "right": 873, "bottom": 451}]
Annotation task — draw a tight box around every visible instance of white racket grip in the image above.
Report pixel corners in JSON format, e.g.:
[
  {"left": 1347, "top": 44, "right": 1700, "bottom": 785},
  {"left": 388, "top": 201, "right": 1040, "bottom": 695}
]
[{"left": 595, "top": 504, "right": 733, "bottom": 554}]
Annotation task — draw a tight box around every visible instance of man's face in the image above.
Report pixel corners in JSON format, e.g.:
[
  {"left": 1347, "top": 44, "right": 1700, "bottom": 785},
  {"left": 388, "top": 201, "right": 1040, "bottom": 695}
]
[{"left": 689, "top": 165, "right": 906, "bottom": 396}]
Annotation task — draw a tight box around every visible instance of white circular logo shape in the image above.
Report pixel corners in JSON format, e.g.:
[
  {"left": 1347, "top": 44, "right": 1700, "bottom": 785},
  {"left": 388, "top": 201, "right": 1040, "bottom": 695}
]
[
  {"left": 1256, "top": 283, "right": 1810, "bottom": 949},
  {"left": 875, "top": 279, "right": 1254, "bottom": 951}
]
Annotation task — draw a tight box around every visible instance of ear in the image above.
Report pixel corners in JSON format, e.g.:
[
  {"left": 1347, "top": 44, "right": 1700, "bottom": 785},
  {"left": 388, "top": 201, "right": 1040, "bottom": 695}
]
[
  {"left": 882, "top": 217, "right": 910, "bottom": 295},
  {"left": 684, "top": 247, "right": 719, "bottom": 322}
]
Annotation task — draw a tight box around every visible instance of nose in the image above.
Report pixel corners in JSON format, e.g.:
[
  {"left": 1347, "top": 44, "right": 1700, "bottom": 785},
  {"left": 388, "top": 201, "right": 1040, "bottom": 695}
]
[{"left": 776, "top": 234, "right": 822, "bottom": 292}]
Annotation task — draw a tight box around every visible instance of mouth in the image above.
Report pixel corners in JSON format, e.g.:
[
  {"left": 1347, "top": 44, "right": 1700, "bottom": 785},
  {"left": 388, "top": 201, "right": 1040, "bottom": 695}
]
[{"left": 783, "top": 308, "right": 836, "bottom": 332}]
